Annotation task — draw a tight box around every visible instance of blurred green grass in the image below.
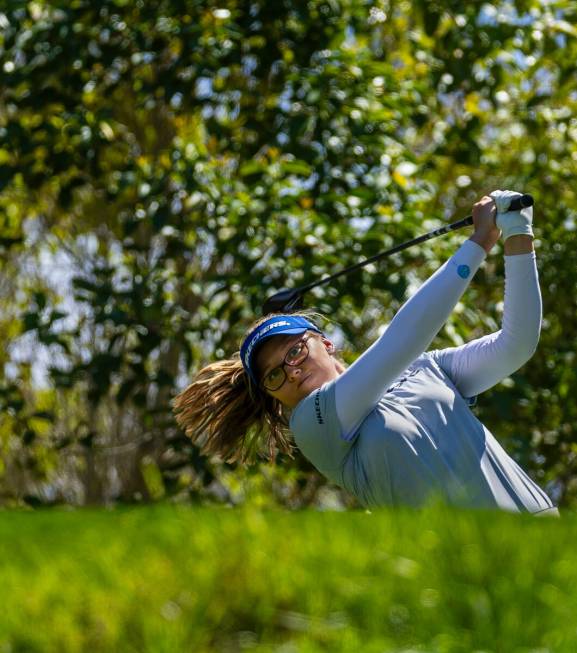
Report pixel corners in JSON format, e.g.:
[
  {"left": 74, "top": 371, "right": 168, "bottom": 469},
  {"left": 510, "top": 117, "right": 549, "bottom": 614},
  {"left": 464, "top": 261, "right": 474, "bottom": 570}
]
[{"left": 0, "top": 505, "right": 575, "bottom": 652}]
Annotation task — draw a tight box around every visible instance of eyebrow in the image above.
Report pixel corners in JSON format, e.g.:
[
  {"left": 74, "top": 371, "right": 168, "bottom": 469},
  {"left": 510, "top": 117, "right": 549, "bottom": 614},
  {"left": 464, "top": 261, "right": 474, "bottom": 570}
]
[{"left": 261, "top": 335, "right": 303, "bottom": 379}]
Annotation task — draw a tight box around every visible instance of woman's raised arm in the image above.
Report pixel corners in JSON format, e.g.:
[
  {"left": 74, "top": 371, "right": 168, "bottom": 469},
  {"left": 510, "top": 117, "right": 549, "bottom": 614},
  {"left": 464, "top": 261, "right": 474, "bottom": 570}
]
[{"left": 333, "top": 196, "right": 498, "bottom": 439}]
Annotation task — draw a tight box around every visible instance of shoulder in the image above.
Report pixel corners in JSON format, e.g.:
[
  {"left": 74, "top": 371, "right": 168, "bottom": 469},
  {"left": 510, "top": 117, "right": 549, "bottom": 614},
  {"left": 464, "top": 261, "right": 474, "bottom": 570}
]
[
  {"left": 290, "top": 380, "right": 337, "bottom": 434},
  {"left": 420, "top": 349, "right": 450, "bottom": 375},
  {"left": 405, "top": 351, "right": 441, "bottom": 375},
  {"left": 289, "top": 380, "right": 356, "bottom": 478}
]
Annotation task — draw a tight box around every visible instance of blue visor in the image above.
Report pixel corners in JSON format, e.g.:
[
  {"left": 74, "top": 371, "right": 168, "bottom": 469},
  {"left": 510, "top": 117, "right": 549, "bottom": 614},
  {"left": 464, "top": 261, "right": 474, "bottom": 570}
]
[{"left": 240, "top": 316, "right": 323, "bottom": 386}]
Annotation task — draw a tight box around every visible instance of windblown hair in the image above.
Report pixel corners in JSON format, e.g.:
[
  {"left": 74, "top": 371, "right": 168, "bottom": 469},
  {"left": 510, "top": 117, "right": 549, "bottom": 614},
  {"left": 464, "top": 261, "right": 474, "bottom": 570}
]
[{"left": 172, "top": 311, "right": 326, "bottom": 464}]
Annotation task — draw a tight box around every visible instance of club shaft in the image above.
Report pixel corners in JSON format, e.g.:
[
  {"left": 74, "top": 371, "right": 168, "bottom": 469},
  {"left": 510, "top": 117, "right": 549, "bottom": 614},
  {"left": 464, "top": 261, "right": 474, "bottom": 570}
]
[
  {"left": 296, "top": 215, "right": 473, "bottom": 294},
  {"left": 263, "top": 192, "right": 533, "bottom": 313}
]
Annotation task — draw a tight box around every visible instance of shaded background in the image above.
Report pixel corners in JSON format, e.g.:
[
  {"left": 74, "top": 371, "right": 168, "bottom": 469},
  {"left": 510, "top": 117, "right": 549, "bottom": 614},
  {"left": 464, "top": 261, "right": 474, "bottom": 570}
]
[{"left": 0, "top": 0, "right": 576, "bottom": 508}]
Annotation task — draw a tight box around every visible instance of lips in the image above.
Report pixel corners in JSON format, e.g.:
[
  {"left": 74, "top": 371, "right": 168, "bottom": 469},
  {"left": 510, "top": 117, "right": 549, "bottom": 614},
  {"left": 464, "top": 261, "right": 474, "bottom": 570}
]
[{"left": 298, "top": 373, "right": 312, "bottom": 388}]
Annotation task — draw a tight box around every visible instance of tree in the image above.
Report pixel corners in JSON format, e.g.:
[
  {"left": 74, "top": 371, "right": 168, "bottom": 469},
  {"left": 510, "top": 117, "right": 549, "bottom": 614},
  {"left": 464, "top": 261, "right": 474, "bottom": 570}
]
[{"left": 1, "top": 0, "right": 576, "bottom": 506}]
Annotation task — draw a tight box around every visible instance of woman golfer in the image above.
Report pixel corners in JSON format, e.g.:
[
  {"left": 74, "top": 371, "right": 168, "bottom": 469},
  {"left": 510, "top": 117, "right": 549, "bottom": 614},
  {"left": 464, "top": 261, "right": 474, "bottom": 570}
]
[{"left": 174, "top": 190, "right": 558, "bottom": 515}]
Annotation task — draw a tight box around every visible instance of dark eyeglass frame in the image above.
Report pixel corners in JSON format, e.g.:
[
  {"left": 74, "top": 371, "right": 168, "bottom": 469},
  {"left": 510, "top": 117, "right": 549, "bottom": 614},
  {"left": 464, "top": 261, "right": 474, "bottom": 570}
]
[{"left": 260, "top": 334, "right": 314, "bottom": 392}]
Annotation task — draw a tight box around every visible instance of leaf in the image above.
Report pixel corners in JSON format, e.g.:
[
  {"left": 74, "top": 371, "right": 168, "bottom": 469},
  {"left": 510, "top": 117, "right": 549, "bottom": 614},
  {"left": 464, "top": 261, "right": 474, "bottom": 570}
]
[
  {"left": 239, "top": 160, "right": 266, "bottom": 177},
  {"left": 22, "top": 313, "right": 39, "bottom": 332}
]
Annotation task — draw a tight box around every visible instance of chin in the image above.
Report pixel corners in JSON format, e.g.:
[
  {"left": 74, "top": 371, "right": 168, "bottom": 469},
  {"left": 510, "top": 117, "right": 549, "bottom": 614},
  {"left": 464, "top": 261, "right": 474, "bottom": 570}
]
[{"left": 299, "top": 373, "right": 322, "bottom": 393}]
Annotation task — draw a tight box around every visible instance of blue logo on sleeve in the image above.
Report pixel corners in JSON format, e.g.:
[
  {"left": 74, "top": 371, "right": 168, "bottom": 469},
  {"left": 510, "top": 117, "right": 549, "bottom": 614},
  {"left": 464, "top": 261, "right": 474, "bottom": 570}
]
[{"left": 457, "top": 265, "right": 470, "bottom": 279}]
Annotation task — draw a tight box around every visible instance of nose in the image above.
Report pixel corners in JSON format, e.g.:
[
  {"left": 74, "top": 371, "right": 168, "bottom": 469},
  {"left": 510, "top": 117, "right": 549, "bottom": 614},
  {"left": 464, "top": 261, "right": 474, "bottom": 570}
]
[{"left": 286, "top": 365, "right": 303, "bottom": 384}]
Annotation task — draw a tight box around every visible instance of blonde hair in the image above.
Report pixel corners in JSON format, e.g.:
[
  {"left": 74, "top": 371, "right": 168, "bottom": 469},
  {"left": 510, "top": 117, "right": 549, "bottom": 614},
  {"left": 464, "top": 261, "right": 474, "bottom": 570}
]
[{"left": 172, "top": 311, "right": 326, "bottom": 464}]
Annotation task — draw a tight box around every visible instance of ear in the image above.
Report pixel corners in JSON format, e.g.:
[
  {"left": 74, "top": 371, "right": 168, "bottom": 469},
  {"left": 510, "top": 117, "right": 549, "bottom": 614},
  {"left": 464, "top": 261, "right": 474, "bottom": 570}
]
[{"left": 320, "top": 336, "right": 335, "bottom": 354}]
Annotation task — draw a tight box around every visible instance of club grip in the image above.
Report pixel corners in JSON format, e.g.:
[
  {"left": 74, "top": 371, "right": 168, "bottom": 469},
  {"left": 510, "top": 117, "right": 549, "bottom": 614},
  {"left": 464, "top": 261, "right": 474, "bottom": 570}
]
[{"left": 507, "top": 194, "right": 533, "bottom": 211}]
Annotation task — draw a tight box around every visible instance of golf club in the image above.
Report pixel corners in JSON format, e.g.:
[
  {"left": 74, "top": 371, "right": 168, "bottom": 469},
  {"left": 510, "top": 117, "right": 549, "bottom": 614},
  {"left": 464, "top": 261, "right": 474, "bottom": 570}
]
[{"left": 262, "top": 193, "right": 534, "bottom": 314}]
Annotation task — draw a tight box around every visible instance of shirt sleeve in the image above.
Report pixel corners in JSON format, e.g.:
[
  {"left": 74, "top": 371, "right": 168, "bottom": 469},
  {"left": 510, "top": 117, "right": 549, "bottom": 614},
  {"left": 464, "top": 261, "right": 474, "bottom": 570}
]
[
  {"left": 334, "top": 239, "right": 487, "bottom": 439},
  {"left": 429, "top": 251, "right": 541, "bottom": 399}
]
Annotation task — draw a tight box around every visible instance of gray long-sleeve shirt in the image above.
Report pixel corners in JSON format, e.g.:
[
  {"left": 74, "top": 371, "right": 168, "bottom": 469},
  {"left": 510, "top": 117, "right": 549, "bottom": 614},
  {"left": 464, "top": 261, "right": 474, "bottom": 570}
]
[{"left": 289, "top": 241, "right": 557, "bottom": 514}]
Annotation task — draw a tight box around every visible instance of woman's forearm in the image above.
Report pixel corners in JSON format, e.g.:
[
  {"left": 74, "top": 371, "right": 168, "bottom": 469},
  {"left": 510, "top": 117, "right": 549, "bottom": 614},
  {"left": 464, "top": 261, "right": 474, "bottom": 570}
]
[
  {"left": 334, "top": 240, "right": 486, "bottom": 437},
  {"left": 432, "top": 250, "right": 541, "bottom": 398},
  {"left": 504, "top": 234, "right": 534, "bottom": 256}
]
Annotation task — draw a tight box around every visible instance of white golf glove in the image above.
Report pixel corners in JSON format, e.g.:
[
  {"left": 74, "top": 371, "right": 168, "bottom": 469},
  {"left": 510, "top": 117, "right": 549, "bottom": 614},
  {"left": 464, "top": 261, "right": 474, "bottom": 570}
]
[{"left": 490, "top": 189, "right": 533, "bottom": 241}]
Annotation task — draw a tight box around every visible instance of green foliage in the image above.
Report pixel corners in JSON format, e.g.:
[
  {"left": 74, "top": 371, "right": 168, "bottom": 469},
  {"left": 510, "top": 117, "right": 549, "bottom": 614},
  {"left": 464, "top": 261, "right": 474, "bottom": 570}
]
[
  {"left": 0, "top": 0, "right": 576, "bottom": 505},
  {"left": 0, "top": 505, "right": 576, "bottom": 652}
]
